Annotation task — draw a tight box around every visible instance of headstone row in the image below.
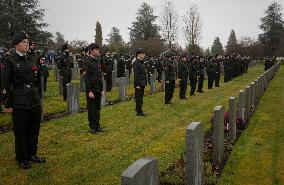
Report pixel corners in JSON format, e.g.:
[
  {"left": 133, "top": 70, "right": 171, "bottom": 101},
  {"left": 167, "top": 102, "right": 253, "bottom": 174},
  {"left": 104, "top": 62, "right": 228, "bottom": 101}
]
[{"left": 120, "top": 62, "right": 281, "bottom": 185}]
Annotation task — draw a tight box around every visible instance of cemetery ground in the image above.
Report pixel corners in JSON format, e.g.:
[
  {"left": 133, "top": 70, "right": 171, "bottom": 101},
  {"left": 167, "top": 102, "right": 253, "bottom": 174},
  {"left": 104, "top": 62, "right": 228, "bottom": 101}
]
[
  {"left": 0, "top": 72, "right": 150, "bottom": 128},
  {"left": 218, "top": 65, "right": 284, "bottom": 185},
  {"left": 0, "top": 64, "right": 275, "bottom": 185}
]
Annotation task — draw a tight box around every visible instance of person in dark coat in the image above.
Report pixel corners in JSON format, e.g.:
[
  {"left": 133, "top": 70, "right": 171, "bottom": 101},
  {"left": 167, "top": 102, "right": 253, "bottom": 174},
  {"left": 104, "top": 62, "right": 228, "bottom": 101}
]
[
  {"left": 117, "top": 53, "right": 126, "bottom": 78},
  {"left": 1, "top": 31, "right": 46, "bottom": 169},
  {"left": 57, "top": 44, "right": 74, "bottom": 101},
  {"left": 206, "top": 56, "right": 216, "bottom": 89},
  {"left": 214, "top": 55, "right": 221, "bottom": 87},
  {"left": 188, "top": 57, "right": 198, "bottom": 96},
  {"left": 101, "top": 49, "right": 114, "bottom": 92},
  {"left": 164, "top": 55, "right": 176, "bottom": 104},
  {"left": 84, "top": 43, "right": 104, "bottom": 134},
  {"left": 178, "top": 54, "right": 189, "bottom": 99},
  {"left": 133, "top": 48, "right": 147, "bottom": 116},
  {"left": 197, "top": 57, "right": 205, "bottom": 93}
]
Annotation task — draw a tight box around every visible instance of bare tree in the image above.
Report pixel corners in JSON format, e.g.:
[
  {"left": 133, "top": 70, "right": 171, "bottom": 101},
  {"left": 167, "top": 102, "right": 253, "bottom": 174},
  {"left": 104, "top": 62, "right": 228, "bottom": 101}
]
[
  {"left": 160, "top": 0, "right": 179, "bottom": 49},
  {"left": 183, "top": 5, "right": 202, "bottom": 46}
]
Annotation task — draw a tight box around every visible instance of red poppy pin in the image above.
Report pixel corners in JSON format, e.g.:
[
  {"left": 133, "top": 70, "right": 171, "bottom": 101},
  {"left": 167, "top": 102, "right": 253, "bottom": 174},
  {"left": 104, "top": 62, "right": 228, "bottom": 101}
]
[{"left": 31, "top": 65, "right": 39, "bottom": 71}]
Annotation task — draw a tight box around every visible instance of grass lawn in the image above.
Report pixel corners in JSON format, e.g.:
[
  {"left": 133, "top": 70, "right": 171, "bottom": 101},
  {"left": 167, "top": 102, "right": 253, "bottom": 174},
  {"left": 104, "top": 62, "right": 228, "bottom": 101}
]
[
  {"left": 218, "top": 66, "right": 284, "bottom": 185},
  {"left": 0, "top": 71, "right": 152, "bottom": 127},
  {"left": 0, "top": 65, "right": 266, "bottom": 185}
]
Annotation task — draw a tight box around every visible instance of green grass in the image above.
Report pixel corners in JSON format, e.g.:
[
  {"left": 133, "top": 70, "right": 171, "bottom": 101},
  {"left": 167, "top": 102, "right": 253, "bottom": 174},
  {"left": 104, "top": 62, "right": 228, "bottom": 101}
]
[
  {"left": 0, "top": 65, "right": 265, "bottom": 185},
  {"left": 218, "top": 66, "right": 284, "bottom": 185},
  {"left": 0, "top": 71, "right": 151, "bottom": 126}
]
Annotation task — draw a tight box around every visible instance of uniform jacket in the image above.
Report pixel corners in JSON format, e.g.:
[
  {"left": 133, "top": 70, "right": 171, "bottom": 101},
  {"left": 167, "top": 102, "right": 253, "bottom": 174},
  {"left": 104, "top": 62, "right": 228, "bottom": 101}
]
[
  {"left": 1, "top": 52, "right": 41, "bottom": 109},
  {"left": 84, "top": 56, "right": 103, "bottom": 93},
  {"left": 133, "top": 58, "right": 147, "bottom": 87}
]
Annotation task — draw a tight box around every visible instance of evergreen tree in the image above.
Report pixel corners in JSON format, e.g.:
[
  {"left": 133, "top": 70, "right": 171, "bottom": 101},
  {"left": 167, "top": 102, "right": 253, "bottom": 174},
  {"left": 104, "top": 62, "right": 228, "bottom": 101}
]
[
  {"left": 95, "top": 21, "right": 103, "bottom": 47},
  {"left": 106, "top": 27, "right": 123, "bottom": 44},
  {"left": 211, "top": 37, "right": 224, "bottom": 55},
  {"left": 129, "top": 2, "right": 160, "bottom": 42},
  {"left": 259, "top": 2, "right": 284, "bottom": 56},
  {"left": 0, "top": 0, "right": 47, "bottom": 46},
  {"left": 226, "top": 29, "right": 238, "bottom": 54}
]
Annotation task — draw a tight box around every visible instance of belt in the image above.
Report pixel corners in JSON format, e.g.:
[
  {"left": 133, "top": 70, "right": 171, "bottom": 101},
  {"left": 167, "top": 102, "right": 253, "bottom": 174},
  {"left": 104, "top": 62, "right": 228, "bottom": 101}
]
[{"left": 14, "top": 83, "right": 35, "bottom": 89}]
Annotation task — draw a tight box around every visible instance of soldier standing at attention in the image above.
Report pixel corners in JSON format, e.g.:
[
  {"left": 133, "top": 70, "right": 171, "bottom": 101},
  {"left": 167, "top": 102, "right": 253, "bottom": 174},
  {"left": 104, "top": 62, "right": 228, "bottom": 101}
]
[
  {"left": 206, "top": 56, "right": 216, "bottom": 89},
  {"left": 1, "top": 31, "right": 46, "bottom": 169},
  {"left": 214, "top": 55, "right": 221, "bottom": 87},
  {"left": 84, "top": 43, "right": 104, "bottom": 134},
  {"left": 164, "top": 54, "right": 175, "bottom": 104},
  {"left": 101, "top": 49, "right": 114, "bottom": 92},
  {"left": 57, "top": 44, "right": 74, "bottom": 101},
  {"left": 197, "top": 56, "right": 205, "bottom": 93},
  {"left": 133, "top": 48, "right": 147, "bottom": 116},
  {"left": 178, "top": 54, "right": 189, "bottom": 99}
]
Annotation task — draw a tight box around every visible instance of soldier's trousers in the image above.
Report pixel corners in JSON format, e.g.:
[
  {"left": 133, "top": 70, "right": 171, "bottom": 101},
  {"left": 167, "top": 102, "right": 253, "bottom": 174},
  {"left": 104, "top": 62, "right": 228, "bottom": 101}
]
[
  {"left": 189, "top": 77, "right": 197, "bottom": 95},
  {"left": 135, "top": 86, "right": 145, "bottom": 113},
  {"left": 208, "top": 75, "right": 214, "bottom": 89},
  {"left": 12, "top": 107, "right": 42, "bottom": 162},
  {"left": 157, "top": 71, "right": 162, "bottom": 82},
  {"left": 86, "top": 92, "right": 102, "bottom": 130},
  {"left": 62, "top": 75, "right": 72, "bottom": 100},
  {"left": 215, "top": 73, "right": 220, "bottom": 87},
  {"left": 179, "top": 79, "right": 187, "bottom": 98},
  {"left": 224, "top": 71, "right": 229, "bottom": 83},
  {"left": 106, "top": 71, "right": 112, "bottom": 91},
  {"left": 197, "top": 75, "right": 204, "bottom": 92},
  {"left": 165, "top": 80, "right": 175, "bottom": 103}
]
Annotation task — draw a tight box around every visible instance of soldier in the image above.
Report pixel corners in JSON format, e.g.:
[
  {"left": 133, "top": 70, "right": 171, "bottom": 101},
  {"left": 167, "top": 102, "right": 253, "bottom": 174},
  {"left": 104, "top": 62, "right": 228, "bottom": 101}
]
[
  {"left": 125, "top": 54, "right": 132, "bottom": 78},
  {"left": 39, "top": 57, "right": 49, "bottom": 92},
  {"left": 101, "top": 49, "right": 114, "bottom": 92},
  {"left": 187, "top": 55, "right": 198, "bottom": 96},
  {"left": 57, "top": 44, "right": 74, "bottom": 101},
  {"left": 206, "top": 56, "right": 216, "bottom": 89},
  {"left": 84, "top": 43, "right": 104, "bottom": 134},
  {"left": 178, "top": 54, "right": 189, "bottom": 99},
  {"left": 155, "top": 57, "right": 163, "bottom": 82},
  {"left": 117, "top": 53, "right": 126, "bottom": 78},
  {"left": 133, "top": 48, "right": 147, "bottom": 116},
  {"left": 214, "top": 55, "right": 221, "bottom": 87},
  {"left": 164, "top": 54, "right": 175, "bottom": 104},
  {"left": 197, "top": 57, "right": 205, "bottom": 93},
  {"left": 1, "top": 31, "right": 46, "bottom": 169}
]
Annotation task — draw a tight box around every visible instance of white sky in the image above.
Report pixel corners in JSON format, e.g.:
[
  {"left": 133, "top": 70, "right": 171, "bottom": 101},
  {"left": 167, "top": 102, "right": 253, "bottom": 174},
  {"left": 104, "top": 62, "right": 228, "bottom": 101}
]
[{"left": 40, "top": 0, "right": 284, "bottom": 49}]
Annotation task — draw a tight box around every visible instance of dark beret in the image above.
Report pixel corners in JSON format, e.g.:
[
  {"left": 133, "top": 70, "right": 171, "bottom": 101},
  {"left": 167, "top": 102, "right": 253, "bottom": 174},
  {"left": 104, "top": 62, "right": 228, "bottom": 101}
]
[
  {"left": 12, "top": 31, "right": 30, "bottom": 45},
  {"left": 136, "top": 48, "right": 145, "bottom": 55},
  {"left": 88, "top": 43, "right": 100, "bottom": 51},
  {"left": 61, "top": 43, "right": 70, "bottom": 51}
]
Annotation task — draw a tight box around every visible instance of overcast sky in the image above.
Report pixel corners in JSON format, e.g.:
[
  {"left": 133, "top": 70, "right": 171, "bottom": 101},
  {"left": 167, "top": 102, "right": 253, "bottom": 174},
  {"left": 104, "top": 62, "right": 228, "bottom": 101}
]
[{"left": 40, "top": 0, "right": 284, "bottom": 49}]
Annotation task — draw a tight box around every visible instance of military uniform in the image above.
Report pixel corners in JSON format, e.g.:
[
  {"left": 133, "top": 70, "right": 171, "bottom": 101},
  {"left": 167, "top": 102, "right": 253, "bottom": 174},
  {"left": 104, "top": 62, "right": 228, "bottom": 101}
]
[
  {"left": 197, "top": 59, "right": 205, "bottom": 93},
  {"left": 178, "top": 58, "right": 188, "bottom": 99},
  {"left": 57, "top": 50, "right": 74, "bottom": 100},
  {"left": 117, "top": 54, "right": 126, "bottom": 78},
  {"left": 214, "top": 58, "right": 221, "bottom": 87},
  {"left": 206, "top": 58, "right": 216, "bottom": 89},
  {"left": 164, "top": 57, "right": 175, "bottom": 104},
  {"left": 101, "top": 54, "right": 114, "bottom": 91},
  {"left": 1, "top": 49, "right": 44, "bottom": 167},
  {"left": 188, "top": 59, "right": 198, "bottom": 96},
  {"left": 133, "top": 56, "right": 147, "bottom": 115},
  {"left": 84, "top": 54, "right": 103, "bottom": 132}
]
